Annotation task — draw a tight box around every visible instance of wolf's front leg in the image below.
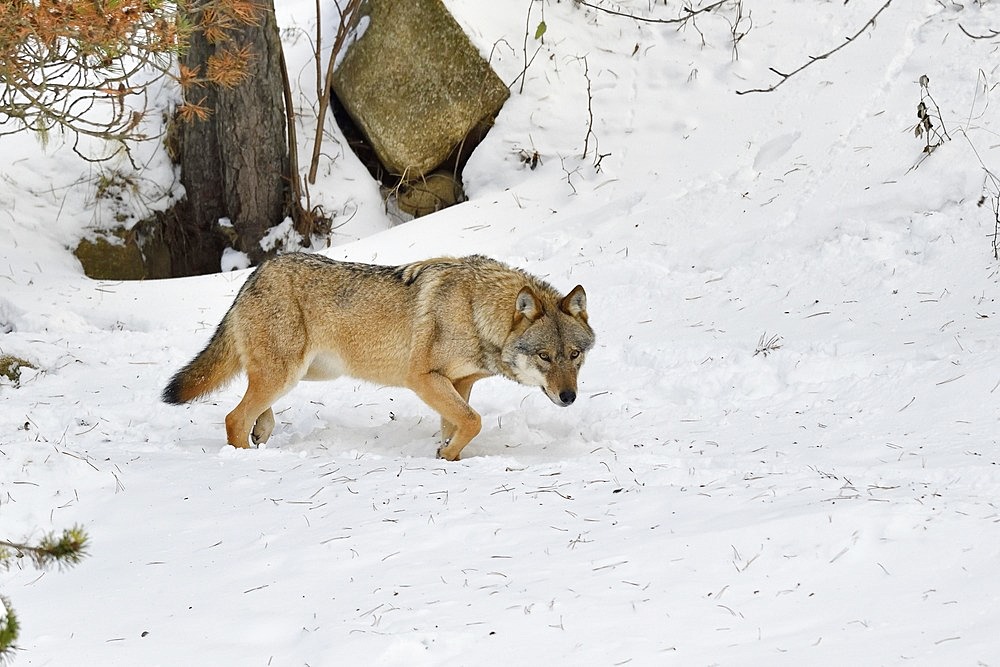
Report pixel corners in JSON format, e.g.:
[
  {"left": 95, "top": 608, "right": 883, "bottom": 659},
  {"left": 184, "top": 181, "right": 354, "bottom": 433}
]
[
  {"left": 437, "top": 419, "right": 481, "bottom": 461},
  {"left": 409, "top": 372, "right": 482, "bottom": 461},
  {"left": 439, "top": 375, "right": 477, "bottom": 447}
]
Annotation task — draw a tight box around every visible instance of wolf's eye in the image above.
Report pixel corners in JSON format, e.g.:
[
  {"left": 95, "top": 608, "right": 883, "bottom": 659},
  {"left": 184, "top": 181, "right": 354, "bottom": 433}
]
[
  {"left": 569, "top": 350, "right": 580, "bottom": 360},
  {"left": 538, "top": 352, "right": 551, "bottom": 362}
]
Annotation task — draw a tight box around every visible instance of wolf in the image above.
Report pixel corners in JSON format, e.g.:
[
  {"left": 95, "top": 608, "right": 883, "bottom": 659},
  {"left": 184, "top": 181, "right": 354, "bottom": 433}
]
[{"left": 162, "top": 253, "right": 595, "bottom": 460}]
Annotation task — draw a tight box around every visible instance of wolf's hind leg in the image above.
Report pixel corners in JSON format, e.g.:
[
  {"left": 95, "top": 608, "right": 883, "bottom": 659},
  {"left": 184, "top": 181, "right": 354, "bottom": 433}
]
[
  {"left": 252, "top": 408, "right": 275, "bottom": 445},
  {"left": 226, "top": 369, "right": 294, "bottom": 448}
]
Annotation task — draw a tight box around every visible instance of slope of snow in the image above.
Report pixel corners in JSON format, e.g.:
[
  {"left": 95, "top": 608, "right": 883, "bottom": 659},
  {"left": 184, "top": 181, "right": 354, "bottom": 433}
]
[{"left": 2, "top": 1, "right": 1000, "bottom": 664}]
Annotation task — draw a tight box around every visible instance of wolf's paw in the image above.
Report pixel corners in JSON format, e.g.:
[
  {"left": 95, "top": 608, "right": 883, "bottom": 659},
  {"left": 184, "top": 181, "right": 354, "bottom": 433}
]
[
  {"left": 436, "top": 444, "right": 461, "bottom": 461},
  {"left": 251, "top": 409, "right": 275, "bottom": 445}
]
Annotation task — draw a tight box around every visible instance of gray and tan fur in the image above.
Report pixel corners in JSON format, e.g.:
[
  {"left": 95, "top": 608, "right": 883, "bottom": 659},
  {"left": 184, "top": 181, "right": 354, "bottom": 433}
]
[{"left": 163, "top": 253, "right": 595, "bottom": 460}]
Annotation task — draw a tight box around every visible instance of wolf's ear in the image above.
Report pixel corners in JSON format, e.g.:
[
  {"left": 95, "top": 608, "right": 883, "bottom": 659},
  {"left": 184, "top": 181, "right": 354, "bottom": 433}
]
[
  {"left": 515, "top": 286, "right": 542, "bottom": 322},
  {"left": 560, "top": 285, "right": 588, "bottom": 320}
]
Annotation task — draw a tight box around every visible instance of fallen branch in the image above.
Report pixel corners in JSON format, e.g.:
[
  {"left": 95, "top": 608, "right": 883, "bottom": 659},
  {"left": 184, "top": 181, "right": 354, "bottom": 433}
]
[{"left": 736, "top": 0, "right": 894, "bottom": 95}]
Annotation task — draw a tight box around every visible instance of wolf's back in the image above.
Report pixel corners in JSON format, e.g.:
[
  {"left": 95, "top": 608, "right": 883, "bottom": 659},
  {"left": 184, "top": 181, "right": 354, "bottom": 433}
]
[{"left": 162, "top": 315, "right": 242, "bottom": 404}]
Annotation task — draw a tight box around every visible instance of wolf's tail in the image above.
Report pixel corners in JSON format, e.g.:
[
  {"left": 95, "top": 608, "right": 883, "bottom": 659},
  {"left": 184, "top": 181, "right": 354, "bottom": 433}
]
[{"left": 162, "top": 315, "right": 242, "bottom": 404}]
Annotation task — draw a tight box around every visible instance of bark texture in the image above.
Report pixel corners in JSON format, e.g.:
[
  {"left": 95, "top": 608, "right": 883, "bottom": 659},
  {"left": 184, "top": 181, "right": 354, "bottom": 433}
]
[{"left": 169, "top": 1, "right": 289, "bottom": 275}]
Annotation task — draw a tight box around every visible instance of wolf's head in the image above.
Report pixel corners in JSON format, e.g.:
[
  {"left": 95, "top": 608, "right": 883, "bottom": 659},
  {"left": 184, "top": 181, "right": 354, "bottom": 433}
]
[{"left": 502, "top": 284, "right": 595, "bottom": 406}]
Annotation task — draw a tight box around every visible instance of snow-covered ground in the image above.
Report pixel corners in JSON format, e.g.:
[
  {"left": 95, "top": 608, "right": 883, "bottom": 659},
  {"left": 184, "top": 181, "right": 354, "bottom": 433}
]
[{"left": 3, "top": 1, "right": 1000, "bottom": 664}]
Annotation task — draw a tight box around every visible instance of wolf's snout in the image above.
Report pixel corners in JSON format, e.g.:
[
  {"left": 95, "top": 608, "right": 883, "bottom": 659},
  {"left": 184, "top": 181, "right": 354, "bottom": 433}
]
[{"left": 559, "top": 390, "right": 576, "bottom": 405}]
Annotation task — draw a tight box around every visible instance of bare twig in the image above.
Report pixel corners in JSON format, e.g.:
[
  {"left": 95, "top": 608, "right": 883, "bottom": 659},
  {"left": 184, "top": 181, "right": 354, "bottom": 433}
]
[
  {"left": 512, "top": 1, "right": 546, "bottom": 94},
  {"left": 307, "top": 0, "right": 363, "bottom": 185},
  {"left": 727, "top": 0, "right": 752, "bottom": 61},
  {"left": 573, "top": 0, "right": 729, "bottom": 25},
  {"left": 964, "top": 68, "right": 991, "bottom": 133},
  {"left": 992, "top": 194, "right": 1000, "bottom": 261},
  {"left": 958, "top": 24, "right": 1000, "bottom": 40},
  {"left": 914, "top": 74, "right": 950, "bottom": 156},
  {"left": 522, "top": 0, "right": 535, "bottom": 95},
  {"left": 753, "top": 332, "right": 783, "bottom": 357},
  {"left": 581, "top": 55, "right": 596, "bottom": 160},
  {"left": 951, "top": 127, "right": 998, "bottom": 258},
  {"left": 969, "top": 146, "right": 1000, "bottom": 260},
  {"left": 315, "top": 0, "right": 324, "bottom": 104},
  {"left": 561, "top": 156, "right": 580, "bottom": 195},
  {"left": 277, "top": 33, "right": 304, "bottom": 229},
  {"left": 736, "top": 0, "right": 895, "bottom": 95}
]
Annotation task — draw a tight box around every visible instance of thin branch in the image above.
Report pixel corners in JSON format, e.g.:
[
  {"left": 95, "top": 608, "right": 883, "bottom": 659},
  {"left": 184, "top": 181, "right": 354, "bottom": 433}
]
[
  {"left": 915, "top": 74, "right": 950, "bottom": 153},
  {"left": 510, "top": 1, "right": 545, "bottom": 94},
  {"left": 580, "top": 55, "right": 595, "bottom": 160},
  {"left": 316, "top": 0, "right": 325, "bottom": 104},
  {"left": 736, "top": 0, "right": 895, "bottom": 95},
  {"left": 573, "top": 0, "right": 729, "bottom": 25},
  {"left": 520, "top": 0, "right": 534, "bottom": 94},
  {"left": 958, "top": 128, "right": 1000, "bottom": 260},
  {"left": 0, "top": 527, "right": 88, "bottom": 571},
  {"left": 307, "top": 0, "right": 362, "bottom": 185},
  {"left": 726, "top": 0, "right": 752, "bottom": 62},
  {"left": 992, "top": 194, "right": 1000, "bottom": 261},
  {"left": 276, "top": 26, "right": 305, "bottom": 232},
  {"left": 958, "top": 24, "right": 1000, "bottom": 40}
]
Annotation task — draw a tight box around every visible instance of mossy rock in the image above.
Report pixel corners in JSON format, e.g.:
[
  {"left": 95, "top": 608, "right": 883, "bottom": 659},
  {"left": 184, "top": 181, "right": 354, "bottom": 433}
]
[
  {"left": 0, "top": 355, "right": 36, "bottom": 386},
  {"left": 73, "top": 220, "right": 173, "bottom": 281},
  {"left": 74, "top": 229, "right": 147, "bottom": 280},
  {"left": 333, "top": 0, "right": 509, "bottom": 179},
  {"left": 396, "top": 171, "right": 465, "bottom": 218}
]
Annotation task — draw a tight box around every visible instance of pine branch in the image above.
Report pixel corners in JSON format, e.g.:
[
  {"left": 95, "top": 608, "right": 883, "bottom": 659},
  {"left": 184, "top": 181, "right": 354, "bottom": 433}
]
[
  {"left": 0, "top": 526, "right": 89, "bottom": 572},
  {"left": 0, "top": 0, "right": 257, "bottom": 159},
  {"left": 0, "top": 596, "right": 20, "bottom": 665},
  {"left": 1, "top": 527, "right": 88, "bottom": 663}
]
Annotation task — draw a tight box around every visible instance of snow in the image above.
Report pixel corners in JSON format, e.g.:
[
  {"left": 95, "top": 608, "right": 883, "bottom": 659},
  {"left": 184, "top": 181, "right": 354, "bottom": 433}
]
[
  {"left": 2, "top": 0, "right": 1000, "bottom": 664},
  {"left": 220, "top": 247, "right": 252, "bottom": 273}
]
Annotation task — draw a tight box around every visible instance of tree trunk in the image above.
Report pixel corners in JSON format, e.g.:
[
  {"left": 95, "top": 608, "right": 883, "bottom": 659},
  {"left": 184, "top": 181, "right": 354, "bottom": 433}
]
[{"left": 168, "top": 0, "right": 289, "bottom": 275}]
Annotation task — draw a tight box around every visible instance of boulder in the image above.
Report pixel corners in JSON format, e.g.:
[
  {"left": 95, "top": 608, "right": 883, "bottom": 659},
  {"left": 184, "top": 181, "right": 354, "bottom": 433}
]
[
  {"left": 333, "top": 0, "right": 510, "bottom": 180},
  {"left": 73, "top": 221, "right": 173, "bottom": 280},
  {"left": 74, "top": 229, "right": 147, "bottom": 280},
  {"left": 396, "top": 171, "right": 465, "bottom": 218}
]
